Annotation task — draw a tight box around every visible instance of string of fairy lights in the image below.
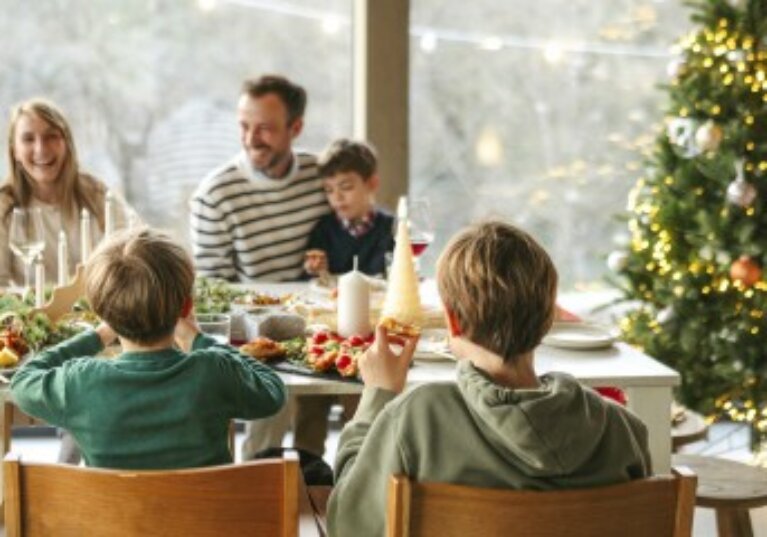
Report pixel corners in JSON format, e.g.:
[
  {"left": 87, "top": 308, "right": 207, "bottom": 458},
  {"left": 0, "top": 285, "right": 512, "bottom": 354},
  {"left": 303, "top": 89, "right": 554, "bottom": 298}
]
[
  {"left": 196, "top": 0, "right": 671, "bottom": 60},
  {"left": 619, "top": 15, "right": 767, "bottom": 433},
  {"left": 196, "top": 0, "right": 674, "bottom": 169}
]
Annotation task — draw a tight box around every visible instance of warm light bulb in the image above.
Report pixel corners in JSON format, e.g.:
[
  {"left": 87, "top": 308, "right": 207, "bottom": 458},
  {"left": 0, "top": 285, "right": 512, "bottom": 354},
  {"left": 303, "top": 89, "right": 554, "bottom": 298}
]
[
  {"left": 321, "top": 16, "right": 342, "bottom": 34},
  {"left": 420, "top": 33, "right": 437, "bottom": 53},
  {"left": 543, "top": 41, "right": 565, "bottom": 64},
  {"left": 479, "top": 37, "right": 503, "bottom": 51},
  {"left": 475, "top": 127, "right": 504, "bottom": 167}
]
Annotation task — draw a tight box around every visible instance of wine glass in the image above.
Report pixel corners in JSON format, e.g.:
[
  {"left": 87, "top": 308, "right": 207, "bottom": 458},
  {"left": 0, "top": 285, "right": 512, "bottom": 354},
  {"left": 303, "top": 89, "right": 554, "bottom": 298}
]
[
  {"left": 407, "top": 199, "right": 435, "bottom": 261},
  {"left": 9, "top": 207, "right": 45, "bottom": 297},
  {"left": 392, "top": 197, "right": 435, "bottom": 276}
]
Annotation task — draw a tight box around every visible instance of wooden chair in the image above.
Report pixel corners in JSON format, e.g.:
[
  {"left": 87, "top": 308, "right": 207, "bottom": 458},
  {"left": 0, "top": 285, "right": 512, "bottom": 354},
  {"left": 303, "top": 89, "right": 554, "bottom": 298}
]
[
  {"left": 386, "top": 467, "right": 697, "bottom": 537},
  {"left": 673, "top": 454, "right": 767, "bottom": 537},
  {"left": 3, "top": 450, "right": 299, "bottom": 537}
]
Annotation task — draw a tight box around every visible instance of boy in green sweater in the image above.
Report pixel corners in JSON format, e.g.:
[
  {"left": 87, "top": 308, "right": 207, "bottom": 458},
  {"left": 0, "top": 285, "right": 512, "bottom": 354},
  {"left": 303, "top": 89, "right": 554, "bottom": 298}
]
[
  {"left": 11, "top": 228, "right": 286, "bottom": 470},
  {"left": 328, "top": 221, "right": 652, "bottom": 537}
]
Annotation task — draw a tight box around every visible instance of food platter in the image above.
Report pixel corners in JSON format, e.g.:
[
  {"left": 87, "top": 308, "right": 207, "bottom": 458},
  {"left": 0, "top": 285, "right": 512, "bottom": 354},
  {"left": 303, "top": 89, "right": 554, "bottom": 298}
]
[
  {"left": 541, "top": 321, "right": 616, "bottom": 350},
  {"left": 267, "top": 359, "right": 363, "bottom": 384}
]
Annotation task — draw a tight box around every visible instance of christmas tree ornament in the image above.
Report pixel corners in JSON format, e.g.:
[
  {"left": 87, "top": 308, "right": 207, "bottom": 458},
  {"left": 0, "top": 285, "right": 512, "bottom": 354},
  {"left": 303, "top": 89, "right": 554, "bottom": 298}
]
[
  {"left": 666, "top": 57, "right": 687, "bottom": 79},
  {"left": 607, "top": 250, "right": 629, "bottom": 272},
  {"left": 657, "top": 306, "right": 675, "bottom": 324},
  {"left": 666, "top": 117, "right": 701, "bottom": 158},
  {"left": 730, "top": 255, "right": 762, "bottom": 286},
  {"left": 699, "top": 246, "right": 714, "bottom": 260},
  {"left": 716, "top": 250, "right": 732, "bottom": 265},
  {"left": 726, "top": 160, "right": 757, "bottom": 207},
  {"left": 694, "top": 120, "right": 723, "bottom": 152}
]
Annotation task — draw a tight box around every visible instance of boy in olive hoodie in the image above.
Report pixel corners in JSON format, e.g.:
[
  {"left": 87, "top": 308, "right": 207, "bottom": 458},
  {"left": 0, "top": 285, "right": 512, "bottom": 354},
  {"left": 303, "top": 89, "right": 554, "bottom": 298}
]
[{"left": 328, "top": 220, "right": 652, "bottom": 537}]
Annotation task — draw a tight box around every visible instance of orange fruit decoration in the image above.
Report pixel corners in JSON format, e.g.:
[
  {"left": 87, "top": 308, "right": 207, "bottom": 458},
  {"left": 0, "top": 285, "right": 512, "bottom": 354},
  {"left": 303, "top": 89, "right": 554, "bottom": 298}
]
[{"left": 730, "top": 255, "right": 762, "bottom": 287}]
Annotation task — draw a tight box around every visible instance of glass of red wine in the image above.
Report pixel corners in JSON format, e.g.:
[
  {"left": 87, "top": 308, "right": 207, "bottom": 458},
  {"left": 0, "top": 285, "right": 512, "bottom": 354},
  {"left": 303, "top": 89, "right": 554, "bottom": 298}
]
[{"left": 392, "top": 198, "right": 434, "bottom": 276}]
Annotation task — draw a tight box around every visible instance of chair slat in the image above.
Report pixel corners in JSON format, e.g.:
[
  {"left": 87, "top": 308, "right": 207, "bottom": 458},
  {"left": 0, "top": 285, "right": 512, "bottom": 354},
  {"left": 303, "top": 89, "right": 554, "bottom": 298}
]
[
  {"left": 388, "top": 467, "right": 696, "bottom": 537},
  {"left": 4, "top": 452, "right": 299, "bottom": 537}
]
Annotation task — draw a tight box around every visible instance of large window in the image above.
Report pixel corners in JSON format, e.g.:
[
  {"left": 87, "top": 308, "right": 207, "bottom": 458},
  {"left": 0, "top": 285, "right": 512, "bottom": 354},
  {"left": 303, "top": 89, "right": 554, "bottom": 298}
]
[
  {"left": 3, "top": 0, "right": 694, "bottom": 289},
  {"left": 0, "top": 0, "right": 352, "bottom": 242},
  {"left": 410, "top": 1, "right": 688, "bottom": 288}
]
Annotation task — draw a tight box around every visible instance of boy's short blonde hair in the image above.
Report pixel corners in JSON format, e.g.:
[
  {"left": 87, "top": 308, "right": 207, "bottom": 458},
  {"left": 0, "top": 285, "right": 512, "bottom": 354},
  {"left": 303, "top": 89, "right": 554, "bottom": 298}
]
[
  {"left": 437, "top": 221, "right": 558, "bottom": 362},
  {"left": 85, "top": 228, "right": 195, "bottom": 344},
  {"left": 318, "top": 139, "right": 377, "bottom": 180}
]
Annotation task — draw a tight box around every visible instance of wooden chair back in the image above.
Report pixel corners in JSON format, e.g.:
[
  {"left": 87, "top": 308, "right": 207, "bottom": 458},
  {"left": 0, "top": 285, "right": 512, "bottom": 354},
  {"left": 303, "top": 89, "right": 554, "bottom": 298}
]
[
  {"left": 387, "top": 467, "right": 696, "bottom": 537},
  {"left": 4, "top": 451, "right": 299, "bottom": 537}
]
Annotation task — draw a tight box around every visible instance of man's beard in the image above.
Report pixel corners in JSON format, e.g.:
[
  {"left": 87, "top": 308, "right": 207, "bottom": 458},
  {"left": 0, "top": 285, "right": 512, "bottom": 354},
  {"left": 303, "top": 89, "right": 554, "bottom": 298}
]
[{"left": 249, "top": 146, "right": 289, "bottom": 176}]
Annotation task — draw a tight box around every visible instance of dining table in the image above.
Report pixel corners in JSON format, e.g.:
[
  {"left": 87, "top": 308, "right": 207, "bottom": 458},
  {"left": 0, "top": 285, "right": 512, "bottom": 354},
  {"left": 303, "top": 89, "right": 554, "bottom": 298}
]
[
  {"left": 256, "top": 280, "right": 681, "bottom": 474},
  {"left": 0, "top": 280, "right": 681, "bottom": 524}
]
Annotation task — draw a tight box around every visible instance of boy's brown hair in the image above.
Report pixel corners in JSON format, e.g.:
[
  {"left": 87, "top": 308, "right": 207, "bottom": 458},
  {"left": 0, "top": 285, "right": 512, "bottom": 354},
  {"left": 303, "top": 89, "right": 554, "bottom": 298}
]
[
  {"left": 318, "top": 139, "right": 377, "bottom": 180},
  {"left": 241, "top": 74, "right": 307, "bottom": 126},
  {"left": 85, "top": 228, "right": 195, "bottom": 344},
  {"left": 437, "top": 221, "right": 558, "bottom": 362}
]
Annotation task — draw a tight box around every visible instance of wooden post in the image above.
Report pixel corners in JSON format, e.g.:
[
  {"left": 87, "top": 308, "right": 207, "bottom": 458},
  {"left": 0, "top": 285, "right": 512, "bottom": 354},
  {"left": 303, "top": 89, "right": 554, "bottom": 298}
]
[{"left": 353, "top": 0, "right": 410, "bottom": 212}]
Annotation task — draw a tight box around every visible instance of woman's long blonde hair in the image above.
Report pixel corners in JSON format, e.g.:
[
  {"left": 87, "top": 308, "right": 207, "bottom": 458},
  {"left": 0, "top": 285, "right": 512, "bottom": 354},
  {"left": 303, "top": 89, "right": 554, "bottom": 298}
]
[{"left": 2, "top": 98, "right": 105, "bottom": 228}]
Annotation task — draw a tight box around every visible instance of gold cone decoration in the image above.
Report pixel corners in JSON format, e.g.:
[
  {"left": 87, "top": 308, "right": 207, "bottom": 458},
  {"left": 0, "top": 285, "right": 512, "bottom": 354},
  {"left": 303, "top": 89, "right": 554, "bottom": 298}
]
[{"left": 381, "top": 198, "right": 422, "bottom": 327}]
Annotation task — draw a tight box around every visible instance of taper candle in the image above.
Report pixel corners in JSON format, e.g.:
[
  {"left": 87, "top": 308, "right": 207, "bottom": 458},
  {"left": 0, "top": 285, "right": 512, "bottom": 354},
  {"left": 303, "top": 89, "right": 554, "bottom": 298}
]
[
  {"left": 80, "top": 209, "right": 92, "bottom": 263},
  {"left": 104, "top": 190, "right": 115, "bottom": 237},
  {"left": 57, "top": 230, "right": 68, "bottom": 287},
  {"left": 34, "top": 254, "right": 45, "bottom": 308}
]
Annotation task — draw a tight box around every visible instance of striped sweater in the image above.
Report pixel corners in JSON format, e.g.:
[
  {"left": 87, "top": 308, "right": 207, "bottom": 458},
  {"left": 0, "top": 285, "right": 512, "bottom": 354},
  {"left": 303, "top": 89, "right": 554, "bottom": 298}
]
[{"left": 190, "top": 151, "right": 330, "bottom": 282}]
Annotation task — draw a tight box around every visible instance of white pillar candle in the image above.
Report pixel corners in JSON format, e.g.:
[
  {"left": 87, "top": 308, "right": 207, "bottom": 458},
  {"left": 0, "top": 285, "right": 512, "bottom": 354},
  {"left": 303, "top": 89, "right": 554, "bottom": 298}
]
[
  {"left": 337, "top": 257, "right": 371, "bottom": 338},
  {"left": 34, "top": 254, "right": 45, "bottom": 308},
  {"left": 57, "top": 230, "right": 69, "bottom": 287},
  {"left": 80, "top": 209, "right": 92, "bottom": 263},
  {"left": 104, "top": 190, "right": 115, "bottom": 237}
]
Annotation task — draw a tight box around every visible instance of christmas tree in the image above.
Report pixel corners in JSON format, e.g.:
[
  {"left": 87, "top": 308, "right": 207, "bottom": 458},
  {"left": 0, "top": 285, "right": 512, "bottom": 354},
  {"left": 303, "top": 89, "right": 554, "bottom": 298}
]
[{"left": 613, "top": 0, "right": 767, "bottom": 447}]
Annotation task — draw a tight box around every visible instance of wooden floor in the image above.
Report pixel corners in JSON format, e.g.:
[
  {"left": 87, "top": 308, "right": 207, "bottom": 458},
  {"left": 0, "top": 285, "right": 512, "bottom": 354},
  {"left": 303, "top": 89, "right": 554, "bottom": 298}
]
[{"left": 0, "top": 423, "right": 765, "bottom": 536}]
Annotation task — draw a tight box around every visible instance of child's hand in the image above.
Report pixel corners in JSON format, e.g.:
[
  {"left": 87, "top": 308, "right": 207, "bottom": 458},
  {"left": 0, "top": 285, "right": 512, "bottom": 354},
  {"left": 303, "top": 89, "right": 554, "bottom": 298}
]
[
  {"left": 304, "top": 249, "right": 328, "bottom": 276},
  {"left": 358, "top": 324, "right": 419, "bottom": 394},
  {"left": 174, "top": 314, "right": 200, "bottom": 353}
]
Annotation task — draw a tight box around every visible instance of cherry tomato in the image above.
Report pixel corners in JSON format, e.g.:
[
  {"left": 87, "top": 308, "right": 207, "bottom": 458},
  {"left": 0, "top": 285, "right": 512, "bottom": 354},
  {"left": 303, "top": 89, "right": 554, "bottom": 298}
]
[
  {"left": 347, "top": 335, "right": 365, "bottom": 347},
  {"left": 312, "top": 332, "right": 329, "bottom": 344},
  {"left": 310, "top": 345, "right": 325, "bottom": 355},
  {"left": 330, "top": 332, "right": 344, "bottom": 342},
  {"left": 335, "top": 354, "right": 352, "bottom": 370}
]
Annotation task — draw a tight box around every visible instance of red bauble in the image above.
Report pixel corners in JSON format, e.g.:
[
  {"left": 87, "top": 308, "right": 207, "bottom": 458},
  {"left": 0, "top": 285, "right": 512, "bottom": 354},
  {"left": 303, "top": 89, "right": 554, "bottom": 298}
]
[{"left": 730, "top": 255, "right": 762, "bottom": 287}]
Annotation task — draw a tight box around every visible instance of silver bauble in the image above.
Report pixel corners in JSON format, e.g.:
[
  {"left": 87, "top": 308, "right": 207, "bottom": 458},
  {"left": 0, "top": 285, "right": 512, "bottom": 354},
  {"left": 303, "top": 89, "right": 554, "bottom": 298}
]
[
  {"left": 666, "top": 117, "right": 701, "bottom": 159},
  {"left": 726, "top": 159, "right": 757, "bottom": 207},
  {"left": 726, "top": 179, "right": 757, "bottom": 207}
]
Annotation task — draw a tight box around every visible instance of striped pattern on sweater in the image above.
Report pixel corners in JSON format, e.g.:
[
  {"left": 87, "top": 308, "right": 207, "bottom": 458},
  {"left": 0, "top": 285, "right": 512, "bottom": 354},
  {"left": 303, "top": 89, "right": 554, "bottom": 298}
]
[{"left": 190, "top": 152, "right": 330, "bottom": 282}]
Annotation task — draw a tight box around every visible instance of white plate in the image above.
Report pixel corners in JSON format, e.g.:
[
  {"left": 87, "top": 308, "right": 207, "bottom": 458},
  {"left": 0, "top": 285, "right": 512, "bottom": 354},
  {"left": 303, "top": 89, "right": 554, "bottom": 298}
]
[
  {"left": 309, "top": 275, "right": 387, "bottom": 296},
  {"left": 415, "top": 328, "right": 454, "bottom": 361},
  {"left": 542, "top": 322, "right": 616, "bottom": 350}
]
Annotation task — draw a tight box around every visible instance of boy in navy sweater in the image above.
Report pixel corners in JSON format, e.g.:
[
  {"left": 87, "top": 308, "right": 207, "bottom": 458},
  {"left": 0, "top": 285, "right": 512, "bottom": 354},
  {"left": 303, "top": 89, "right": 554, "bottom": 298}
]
[
  {"left": 303, "top": 139, "right": 394, "bottom": 279},
  {"left": 296, "top": 139, "right": 391, "bottom": 457}
]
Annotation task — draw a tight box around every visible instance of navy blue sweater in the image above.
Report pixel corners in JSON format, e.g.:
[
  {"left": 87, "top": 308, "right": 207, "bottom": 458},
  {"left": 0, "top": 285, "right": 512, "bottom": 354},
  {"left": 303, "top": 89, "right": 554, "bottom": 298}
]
[{"left": 305, "top": 210, "right": 394, "bottom": 277}]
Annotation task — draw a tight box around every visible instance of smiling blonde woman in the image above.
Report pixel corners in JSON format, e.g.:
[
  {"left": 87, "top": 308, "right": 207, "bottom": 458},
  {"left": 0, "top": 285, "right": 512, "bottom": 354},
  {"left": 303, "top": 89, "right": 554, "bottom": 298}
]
[{"left": 0, "top": 98, "right": 138, "bottom": 287}]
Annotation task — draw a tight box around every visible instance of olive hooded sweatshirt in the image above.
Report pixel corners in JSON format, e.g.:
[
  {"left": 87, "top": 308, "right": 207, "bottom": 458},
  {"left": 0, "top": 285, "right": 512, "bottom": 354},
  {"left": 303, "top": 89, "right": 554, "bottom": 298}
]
[{"left": 328, "top": 360, "right": 652, "bottom": 537}]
